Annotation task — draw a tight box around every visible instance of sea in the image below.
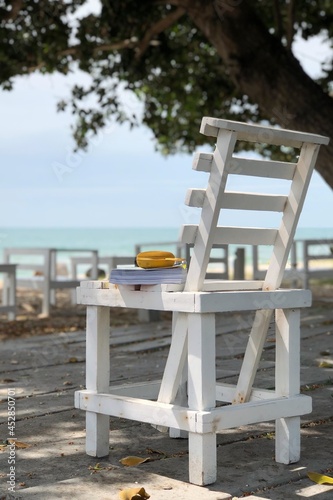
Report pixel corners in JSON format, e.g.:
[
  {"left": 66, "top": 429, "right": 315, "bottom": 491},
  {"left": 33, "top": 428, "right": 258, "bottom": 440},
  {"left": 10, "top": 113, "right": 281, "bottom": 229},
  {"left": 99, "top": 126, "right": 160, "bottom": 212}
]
[{"left": 1, "top": 226, "right": 333, "bottom": 276}]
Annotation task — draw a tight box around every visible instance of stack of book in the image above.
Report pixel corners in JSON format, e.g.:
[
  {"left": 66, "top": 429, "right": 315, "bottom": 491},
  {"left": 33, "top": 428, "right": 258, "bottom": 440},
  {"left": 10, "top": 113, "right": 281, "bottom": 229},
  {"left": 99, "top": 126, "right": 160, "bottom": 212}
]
[{"left": 109, "top": 264, "right": 187, "bottom": 285}]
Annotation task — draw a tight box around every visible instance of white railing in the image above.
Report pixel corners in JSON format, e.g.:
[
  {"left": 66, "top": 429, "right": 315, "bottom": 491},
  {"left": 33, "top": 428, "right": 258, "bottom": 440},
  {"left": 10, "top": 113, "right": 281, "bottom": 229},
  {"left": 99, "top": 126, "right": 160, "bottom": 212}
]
[
  {"left": 0, "top": 264, "right": 16, "bottom": 320},
  {"left": 252, "top": 239, "right": 333, "bottom": 288},
  {"left": 70, "top": 255, "right": 134, "bottom": 280},
  {"left": 4, "top": 239, "right": 332, "bottom": 320},
  {"left": 135, "top": 238, "right": 333, "bottom": 287},
  {"left": 3, "top": 248, "right": 98, "bottom": 316}
]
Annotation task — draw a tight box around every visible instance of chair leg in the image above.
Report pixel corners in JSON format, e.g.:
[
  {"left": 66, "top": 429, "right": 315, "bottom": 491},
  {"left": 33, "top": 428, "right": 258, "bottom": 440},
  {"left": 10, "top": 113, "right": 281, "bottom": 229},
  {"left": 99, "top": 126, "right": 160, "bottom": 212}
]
[
  {"left": 85, "top": 306, "right": 110, "bottom": 457},
  {"left": 275, "top": 308, "right": 301, "bottom": 463},
  {"left": 275, "top": 416, "right": 300, "bottom": 464},
  {"left": 189, "top": 432, "right": 217, "bottom": 486},
  {"left": 169, "top": 358, "right": 188, "bottom": 438},
  {"left": 169, "top": 312, "right": 188, "bottom": 439},
  {"left": 158, "top": 312, "right": 188, "bottom": 405},
  {"left": 187, "top": 313, "right": 216, "bottom": 485},
  {"left": 233, "top": 308, "right": 273, "bottom": 403},
  {"left": 154, "top": 312, "right": 188, "bottom": 433}
]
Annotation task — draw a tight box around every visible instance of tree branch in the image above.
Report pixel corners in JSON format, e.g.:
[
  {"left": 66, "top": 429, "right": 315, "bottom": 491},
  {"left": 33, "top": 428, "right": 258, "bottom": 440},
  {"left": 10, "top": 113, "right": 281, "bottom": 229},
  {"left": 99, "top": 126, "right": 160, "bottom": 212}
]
[
  {"left": 273, "top": 0, "right": 283, "bottom": 40},
  {"left": 3, "top": 0, "right": 23, "bottom": 21},
  {"left": 26, "top": 38, "right": 139, "bottom": 74},
  {"left": 134, "top": 6, "right": 186, "bottom": 60},
  {"left": 286, "top": 0, "right": 296, "bottom": 50},
  {"left": 64, "top": 39, "right": 139, "bottom": 57}
]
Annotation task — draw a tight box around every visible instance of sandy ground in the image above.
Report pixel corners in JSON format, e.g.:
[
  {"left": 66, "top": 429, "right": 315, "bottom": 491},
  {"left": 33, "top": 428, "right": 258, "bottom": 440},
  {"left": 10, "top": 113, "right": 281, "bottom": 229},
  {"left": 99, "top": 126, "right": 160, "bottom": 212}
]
[
  {"left": 0, "top": 283, "right": 332, "bottom": 341},
  {"left": 0, "top": 288, "right": 153, "bottom": 340}
]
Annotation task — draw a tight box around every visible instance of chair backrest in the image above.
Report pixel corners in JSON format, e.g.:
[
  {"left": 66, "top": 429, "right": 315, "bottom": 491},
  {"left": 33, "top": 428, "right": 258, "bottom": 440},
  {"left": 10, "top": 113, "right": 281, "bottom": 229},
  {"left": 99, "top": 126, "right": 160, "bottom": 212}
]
[{"left": 180, "top": 118, "right": 329, "bottom": 292}]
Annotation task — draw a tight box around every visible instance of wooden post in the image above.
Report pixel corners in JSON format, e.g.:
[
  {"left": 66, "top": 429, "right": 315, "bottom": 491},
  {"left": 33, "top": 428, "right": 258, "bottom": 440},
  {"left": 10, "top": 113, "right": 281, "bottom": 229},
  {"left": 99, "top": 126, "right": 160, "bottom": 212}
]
[
  {"left": 50, "top": 249, "right": 57, "bottom": 306},
  {"left": 7, "top": 266, "right": 16, "bottom": 321},
  {"left": 234, "top": 247, "right": 245, "bottom": 280},
  {"left": 0, "top": 264, "right": 16, "bottom": 320},
  {"left": 42, "top": 249, "right": 51, "bottom": 316}
]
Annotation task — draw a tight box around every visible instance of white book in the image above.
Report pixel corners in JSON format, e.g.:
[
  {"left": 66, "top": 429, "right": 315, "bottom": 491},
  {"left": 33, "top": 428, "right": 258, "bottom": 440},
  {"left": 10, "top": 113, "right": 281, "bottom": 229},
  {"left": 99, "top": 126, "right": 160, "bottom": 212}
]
[{"left": 109, "top": 265, "right": 187, "bottom": 285}]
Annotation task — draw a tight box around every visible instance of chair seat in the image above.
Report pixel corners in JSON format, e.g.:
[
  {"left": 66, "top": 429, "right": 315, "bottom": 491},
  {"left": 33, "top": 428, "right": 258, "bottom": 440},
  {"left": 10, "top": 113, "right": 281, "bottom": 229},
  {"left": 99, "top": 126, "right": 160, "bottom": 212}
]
[{"left": 78, "top": 279, "right": 311, "bottom": 313}]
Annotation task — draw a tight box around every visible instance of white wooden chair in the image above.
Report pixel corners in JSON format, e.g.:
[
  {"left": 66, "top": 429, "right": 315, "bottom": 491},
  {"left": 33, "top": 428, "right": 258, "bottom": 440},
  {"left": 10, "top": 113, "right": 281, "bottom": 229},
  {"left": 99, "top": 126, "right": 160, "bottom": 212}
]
[{"left": 75, "top": 118, "right": 329, "bottom": 486}]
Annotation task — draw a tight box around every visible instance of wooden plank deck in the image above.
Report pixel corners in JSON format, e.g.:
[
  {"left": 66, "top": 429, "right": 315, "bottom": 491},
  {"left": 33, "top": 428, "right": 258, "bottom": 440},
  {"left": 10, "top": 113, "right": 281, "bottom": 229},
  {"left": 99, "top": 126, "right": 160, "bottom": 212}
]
[{"left": 0, "top": 302, "right": 332, "bottom": 499}]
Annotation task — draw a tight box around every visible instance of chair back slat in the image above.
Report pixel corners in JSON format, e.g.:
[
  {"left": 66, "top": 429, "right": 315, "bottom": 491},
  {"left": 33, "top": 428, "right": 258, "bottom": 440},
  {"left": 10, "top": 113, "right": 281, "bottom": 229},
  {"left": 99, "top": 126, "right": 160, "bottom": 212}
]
[
  {"left": 183, "top": 118, "right": 329, "bottom": 292},
  {"left": 186, "top": 189, "right": 287, "bottom": 212},
  {"left": 226, "top": 158, "right": 297, "bottom": 180},
  {"left": 192, "top": 152, "right": 213, "bottom": 172},
  {"left": 200, "top": 117, "right": 329, "bottom": 147},
  {"left": 193, "top": 152, "right": 297, "bottom": 180},
  {"left": 181, "top": 225, "right": 277, "bottom": 246}
]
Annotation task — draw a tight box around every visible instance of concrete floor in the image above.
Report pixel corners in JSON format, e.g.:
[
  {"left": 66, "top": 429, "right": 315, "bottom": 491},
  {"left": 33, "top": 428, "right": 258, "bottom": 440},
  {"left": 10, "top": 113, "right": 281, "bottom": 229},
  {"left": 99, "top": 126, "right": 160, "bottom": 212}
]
[{"left": 0, "top": 301, "right": 332, "bottom": 499}]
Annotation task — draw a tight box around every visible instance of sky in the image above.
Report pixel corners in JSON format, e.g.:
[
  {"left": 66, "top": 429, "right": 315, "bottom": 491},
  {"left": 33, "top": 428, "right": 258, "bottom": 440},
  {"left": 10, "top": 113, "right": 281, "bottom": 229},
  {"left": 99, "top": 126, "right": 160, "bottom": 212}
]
[{"left": 0, "top": 27, "right": 332, "bottom": 228}]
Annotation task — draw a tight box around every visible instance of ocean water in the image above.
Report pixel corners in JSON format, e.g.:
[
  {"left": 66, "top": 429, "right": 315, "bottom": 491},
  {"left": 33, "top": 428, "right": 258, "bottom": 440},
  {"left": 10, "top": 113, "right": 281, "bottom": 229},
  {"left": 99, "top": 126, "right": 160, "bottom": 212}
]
[
  {"left": 0, "top": 227, "right": 179, "bottom": 258},
  {"left": 1, "top": 226, "right": 333, "bottom": 276},
  {"left": 0, "top": 227, "right": 180, "bottom": 276}
]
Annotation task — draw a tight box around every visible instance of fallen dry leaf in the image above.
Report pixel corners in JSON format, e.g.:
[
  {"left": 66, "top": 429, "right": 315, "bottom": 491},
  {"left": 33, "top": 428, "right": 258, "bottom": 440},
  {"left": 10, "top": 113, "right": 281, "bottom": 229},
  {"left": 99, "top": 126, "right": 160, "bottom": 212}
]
[
  {"left": 118, "top": 486, "right": 150, "bottom": 500},
  {"left": 307, "top": 471, "right": 333, "bottom": 485},
  {"left": 7, "top": 439, "right": 30, "bottom": 449},
  {"left": 119, "top": 456, "right": 149, "bottom": 467},
  {"left": 318, "top": 361, "right": 333, "bottom": 368},
  {"left": 88, "top": 462, "right": 115, "bottom": 474},
  {"left": 146, "top": 447, "right": 168, "bottom": 458},
  {"left": 68, "top": 357, "right": 78, "bottom": 363}
]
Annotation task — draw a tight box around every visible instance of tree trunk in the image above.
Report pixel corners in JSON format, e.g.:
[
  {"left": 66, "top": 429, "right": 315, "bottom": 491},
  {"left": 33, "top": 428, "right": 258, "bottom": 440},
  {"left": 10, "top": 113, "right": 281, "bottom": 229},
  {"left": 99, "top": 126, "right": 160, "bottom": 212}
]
[{"left": 182, "top": 0, "right": 333, "bottom": 188}]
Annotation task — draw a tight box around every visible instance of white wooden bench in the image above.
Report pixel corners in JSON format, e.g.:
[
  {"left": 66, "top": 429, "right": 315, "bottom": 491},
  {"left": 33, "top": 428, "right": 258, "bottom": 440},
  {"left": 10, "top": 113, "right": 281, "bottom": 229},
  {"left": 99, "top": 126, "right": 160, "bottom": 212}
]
[
  {"left": 75, "top": 118, "right": 329, "bottom": 485},
  {"left": 0, "top": 264, "right": 16, "bottom": 320},
  {"left": 4, "top": 248, "right": 98, "bottom": 316}
]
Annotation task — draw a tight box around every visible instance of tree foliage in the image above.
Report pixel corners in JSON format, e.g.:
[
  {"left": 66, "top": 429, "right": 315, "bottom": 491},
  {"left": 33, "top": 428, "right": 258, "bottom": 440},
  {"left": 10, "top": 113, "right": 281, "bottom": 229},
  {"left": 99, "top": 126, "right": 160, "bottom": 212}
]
[{"left": 1, "top": 1, "right": 333, "bottom": 176}]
